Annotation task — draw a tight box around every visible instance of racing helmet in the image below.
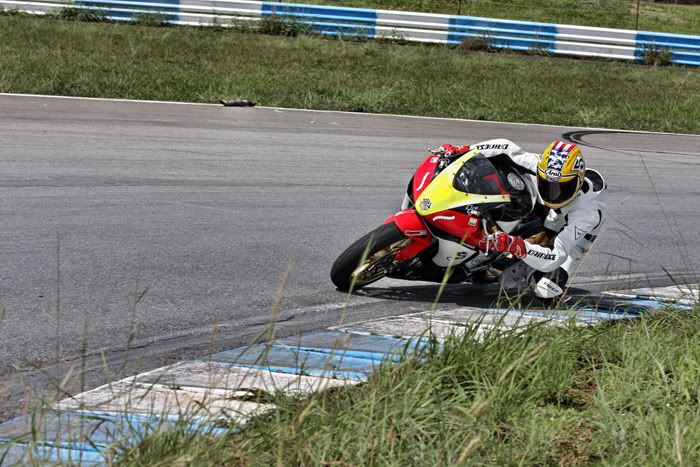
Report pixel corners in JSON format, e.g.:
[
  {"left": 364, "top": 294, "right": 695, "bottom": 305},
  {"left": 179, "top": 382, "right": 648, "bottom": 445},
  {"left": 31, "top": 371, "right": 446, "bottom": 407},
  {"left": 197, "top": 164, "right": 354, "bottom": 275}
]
[{"left": 537, "top": 140, "right": 585, "bottom": 208}]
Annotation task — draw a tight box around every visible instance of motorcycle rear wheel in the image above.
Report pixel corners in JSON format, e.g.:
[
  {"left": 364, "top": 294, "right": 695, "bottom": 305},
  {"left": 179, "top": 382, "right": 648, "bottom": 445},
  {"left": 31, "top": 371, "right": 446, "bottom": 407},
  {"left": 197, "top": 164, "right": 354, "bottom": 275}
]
[{"left": 330, "top": 222, "right": 410, "bottom": 291}]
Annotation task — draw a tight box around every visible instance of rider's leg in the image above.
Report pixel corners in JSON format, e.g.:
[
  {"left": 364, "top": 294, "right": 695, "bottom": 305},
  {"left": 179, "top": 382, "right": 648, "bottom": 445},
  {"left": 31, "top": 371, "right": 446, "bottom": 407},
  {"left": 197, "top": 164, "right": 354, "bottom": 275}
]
[
  {"left": 498, "top": 260, "right": 532, "bottom": 290},
  {"left": 530, "top": 250, "right": 581, "bottom": 306},
  {"left": 500, "top": 254, "right": 578, "bottom": 306}
]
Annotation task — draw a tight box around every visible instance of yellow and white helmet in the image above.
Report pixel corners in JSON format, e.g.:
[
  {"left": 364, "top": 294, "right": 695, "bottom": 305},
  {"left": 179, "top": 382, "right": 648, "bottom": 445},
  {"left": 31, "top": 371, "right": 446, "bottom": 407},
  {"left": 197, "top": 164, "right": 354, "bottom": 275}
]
[{"left": 537, "top": 140, "right": 585, "bottom": 208}]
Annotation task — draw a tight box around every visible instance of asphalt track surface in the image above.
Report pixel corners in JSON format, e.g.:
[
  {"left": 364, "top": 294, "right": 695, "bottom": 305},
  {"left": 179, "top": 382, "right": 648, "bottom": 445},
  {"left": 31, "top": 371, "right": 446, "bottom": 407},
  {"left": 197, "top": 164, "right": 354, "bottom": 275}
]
[{"left": 0, "top": 94, "right": 698, "bottom": 420}]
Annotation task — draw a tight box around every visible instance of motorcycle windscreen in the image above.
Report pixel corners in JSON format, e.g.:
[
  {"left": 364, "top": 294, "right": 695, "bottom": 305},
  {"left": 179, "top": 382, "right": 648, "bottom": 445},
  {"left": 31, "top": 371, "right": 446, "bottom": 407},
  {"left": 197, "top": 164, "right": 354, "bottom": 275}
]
[{"left": 452, "top": 154, "right": 508, "bottom": 196}]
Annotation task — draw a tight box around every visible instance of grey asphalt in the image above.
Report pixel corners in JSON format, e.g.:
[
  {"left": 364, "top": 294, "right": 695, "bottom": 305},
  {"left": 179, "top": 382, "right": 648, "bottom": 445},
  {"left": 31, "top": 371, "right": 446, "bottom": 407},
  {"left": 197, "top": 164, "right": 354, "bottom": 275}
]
[{"left": 0, "top": 94, "right": 698, "bottom": 419}]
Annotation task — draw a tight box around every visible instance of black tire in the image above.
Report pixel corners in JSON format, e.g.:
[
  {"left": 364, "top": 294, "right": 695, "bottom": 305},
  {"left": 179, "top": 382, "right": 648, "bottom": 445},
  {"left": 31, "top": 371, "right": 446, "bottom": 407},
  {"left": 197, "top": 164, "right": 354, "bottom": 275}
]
[{"left": 330, "top": 222, "right": 408, "bottom": 291}]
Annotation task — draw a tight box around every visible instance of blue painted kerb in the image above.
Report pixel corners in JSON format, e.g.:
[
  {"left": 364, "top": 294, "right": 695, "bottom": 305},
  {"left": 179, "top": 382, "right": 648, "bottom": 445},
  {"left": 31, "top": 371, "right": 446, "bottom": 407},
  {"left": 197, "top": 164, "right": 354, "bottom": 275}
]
[{"left": 1, "top": 295, "right": 692, "bottom": 463}]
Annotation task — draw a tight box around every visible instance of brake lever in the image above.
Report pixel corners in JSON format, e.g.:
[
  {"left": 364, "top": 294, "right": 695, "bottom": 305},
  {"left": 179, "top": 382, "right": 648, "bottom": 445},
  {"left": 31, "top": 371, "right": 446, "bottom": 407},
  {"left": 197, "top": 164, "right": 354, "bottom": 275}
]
[{"left": 428, "top": 151, "right": 454, "bottom": 172}]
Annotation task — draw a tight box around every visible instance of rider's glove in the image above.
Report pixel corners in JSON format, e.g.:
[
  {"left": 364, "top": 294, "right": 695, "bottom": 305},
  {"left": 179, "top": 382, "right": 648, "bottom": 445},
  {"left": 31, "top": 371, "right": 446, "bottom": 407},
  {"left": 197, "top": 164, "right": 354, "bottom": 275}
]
[
  {"left": 432, "top": 144, "right": 469, "bottom": 157},
  {"left": 487, "top": 232, "right": 527, "bottom": 259}
]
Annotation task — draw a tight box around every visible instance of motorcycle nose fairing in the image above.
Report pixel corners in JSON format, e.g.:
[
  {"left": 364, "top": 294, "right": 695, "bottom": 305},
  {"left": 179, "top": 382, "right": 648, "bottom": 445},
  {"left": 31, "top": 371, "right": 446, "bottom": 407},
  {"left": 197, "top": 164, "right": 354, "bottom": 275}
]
[
  {"left": 331, "top": 148, "right": 538, "bottom": 290},
  {"left": 388, "top": 149, "right": 533, "bottom": 255}
]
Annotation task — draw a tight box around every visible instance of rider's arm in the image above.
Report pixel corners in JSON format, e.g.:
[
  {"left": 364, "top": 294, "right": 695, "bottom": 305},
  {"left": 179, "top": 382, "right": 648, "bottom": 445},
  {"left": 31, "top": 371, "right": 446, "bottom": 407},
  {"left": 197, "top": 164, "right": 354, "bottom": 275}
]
[{"left": 522, "top": 208, "right": 601, "bottom": 272}]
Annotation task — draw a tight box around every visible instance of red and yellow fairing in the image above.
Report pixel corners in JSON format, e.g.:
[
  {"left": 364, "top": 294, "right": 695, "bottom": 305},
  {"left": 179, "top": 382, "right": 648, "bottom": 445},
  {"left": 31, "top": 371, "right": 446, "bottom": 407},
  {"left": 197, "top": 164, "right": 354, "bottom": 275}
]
[{"left": 386, "top": 149, "right": 511, "bottom": 259}]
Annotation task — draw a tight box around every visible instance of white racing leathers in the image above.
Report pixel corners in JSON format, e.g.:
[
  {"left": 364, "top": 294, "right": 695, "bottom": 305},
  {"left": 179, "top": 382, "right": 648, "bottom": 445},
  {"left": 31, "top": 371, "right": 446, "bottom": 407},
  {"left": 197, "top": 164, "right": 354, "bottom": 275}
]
[{"left": 471, "top": 139, "right": 607, "bottom": 298}]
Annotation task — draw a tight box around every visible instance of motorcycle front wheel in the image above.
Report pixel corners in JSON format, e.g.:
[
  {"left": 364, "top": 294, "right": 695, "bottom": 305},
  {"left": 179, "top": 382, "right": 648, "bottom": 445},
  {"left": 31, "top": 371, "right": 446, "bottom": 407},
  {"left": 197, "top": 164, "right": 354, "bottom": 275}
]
[{"left": 330, "top": 222, "right": 410, "bottom": 291}]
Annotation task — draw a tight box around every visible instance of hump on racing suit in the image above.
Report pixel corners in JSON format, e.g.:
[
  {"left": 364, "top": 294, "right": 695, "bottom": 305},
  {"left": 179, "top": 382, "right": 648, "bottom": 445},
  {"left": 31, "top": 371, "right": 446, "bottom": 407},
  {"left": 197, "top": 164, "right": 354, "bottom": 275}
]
[{"left": 468, "top": 139, "right": 539, "bottom": 175}]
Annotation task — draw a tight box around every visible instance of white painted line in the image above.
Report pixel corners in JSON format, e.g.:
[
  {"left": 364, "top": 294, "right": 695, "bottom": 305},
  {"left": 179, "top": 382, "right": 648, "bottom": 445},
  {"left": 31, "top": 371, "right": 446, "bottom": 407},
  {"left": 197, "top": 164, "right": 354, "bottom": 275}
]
[
  {"left": 603, "top": 283, "right": 699, "bottom": 303},
  {"left": 422, "top": 307, "right": 553, "bottom": 327},
  {"left": 376, "top": 277, "right": 449, "bottom": 288},
  {"left": 257, "top": 106, "right": 700, "bottom": 137},
  {"left": 339, "top": 284, "right": 698, "bottom": 345},
  {"left": 57, "top": 381, "right": 274, "bottom": 423},
  {"left": 131, "top": 360, "right": 364, "bottom": 393},
  {"left": 57, "top": 359, "right": 362, "bottom": 425},
  {"left": 335, "top": 315, "right": 488, "bottom": 340},
  {"left": 2, "top": 92, "right": 697, "bottom": 137},
  {"left": 335, "top": 304, "right": 591, "bottom": 340},
  {"left": 0, "top": 92, "right": 219, "bottom": 107},
  {"left": 278, "top": 297, "right": 380, "bottom": 317}
]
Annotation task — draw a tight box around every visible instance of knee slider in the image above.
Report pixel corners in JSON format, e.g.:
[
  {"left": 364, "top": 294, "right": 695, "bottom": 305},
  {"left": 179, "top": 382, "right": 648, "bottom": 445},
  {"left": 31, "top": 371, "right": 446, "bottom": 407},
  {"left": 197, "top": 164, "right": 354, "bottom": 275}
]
[{"left": 530, "top": 269, "right": 568, "bottom": 299}]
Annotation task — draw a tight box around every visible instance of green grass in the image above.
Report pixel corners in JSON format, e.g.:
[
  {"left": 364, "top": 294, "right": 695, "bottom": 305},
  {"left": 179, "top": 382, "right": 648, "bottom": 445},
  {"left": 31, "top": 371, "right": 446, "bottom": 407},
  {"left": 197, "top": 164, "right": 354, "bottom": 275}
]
[
  {"left": 113, "top": 306, "right": 700, "bottom": 465},
  {"left": 1, "top": 16, "right": 699, "bottom": 133},
  {"left": 311, "top": 0, "right": 700, "bottom": 35}
]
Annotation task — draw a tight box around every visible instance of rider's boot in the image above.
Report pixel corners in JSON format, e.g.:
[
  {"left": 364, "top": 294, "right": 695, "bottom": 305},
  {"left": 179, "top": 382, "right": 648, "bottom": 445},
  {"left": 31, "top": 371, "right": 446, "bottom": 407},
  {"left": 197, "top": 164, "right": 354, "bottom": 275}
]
[{"left": 529, "top": 268, "right": 569, "bottom": 308}]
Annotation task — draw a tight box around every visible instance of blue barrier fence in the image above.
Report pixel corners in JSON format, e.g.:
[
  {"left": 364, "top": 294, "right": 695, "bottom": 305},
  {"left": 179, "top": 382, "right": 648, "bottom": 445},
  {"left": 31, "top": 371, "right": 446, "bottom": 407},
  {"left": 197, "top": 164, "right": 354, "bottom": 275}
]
[{"left": 1, "top": 0, "right": 699, "bottom": 65}]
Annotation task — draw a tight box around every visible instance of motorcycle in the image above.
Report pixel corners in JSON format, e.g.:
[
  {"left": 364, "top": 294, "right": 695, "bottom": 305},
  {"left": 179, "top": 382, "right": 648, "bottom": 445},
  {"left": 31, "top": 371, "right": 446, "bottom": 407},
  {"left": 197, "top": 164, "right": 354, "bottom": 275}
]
[{"left": 330, "top": 148, "right": 545, "bottom": 291}]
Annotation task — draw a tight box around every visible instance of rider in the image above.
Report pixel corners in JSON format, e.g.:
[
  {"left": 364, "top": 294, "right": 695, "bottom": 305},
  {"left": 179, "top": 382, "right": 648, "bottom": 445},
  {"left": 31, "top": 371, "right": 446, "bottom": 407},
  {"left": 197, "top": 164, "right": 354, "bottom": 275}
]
[{"left": 436, "top": 139, "right": 607, "bottom": 303}]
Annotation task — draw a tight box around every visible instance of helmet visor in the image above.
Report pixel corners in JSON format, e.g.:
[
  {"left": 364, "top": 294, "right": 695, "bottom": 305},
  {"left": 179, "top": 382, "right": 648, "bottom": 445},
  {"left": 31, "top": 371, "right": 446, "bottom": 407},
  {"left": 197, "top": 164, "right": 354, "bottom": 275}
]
[{"left": 538, "top": 177, "right": 578, "bottom": 206}]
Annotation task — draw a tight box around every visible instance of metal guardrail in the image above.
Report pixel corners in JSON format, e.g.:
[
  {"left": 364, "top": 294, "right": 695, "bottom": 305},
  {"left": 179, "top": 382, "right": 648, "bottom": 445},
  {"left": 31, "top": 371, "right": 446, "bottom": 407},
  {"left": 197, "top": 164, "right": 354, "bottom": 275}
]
[{"left": 2, "top": 0, "right": 699, "bottom": 66}]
